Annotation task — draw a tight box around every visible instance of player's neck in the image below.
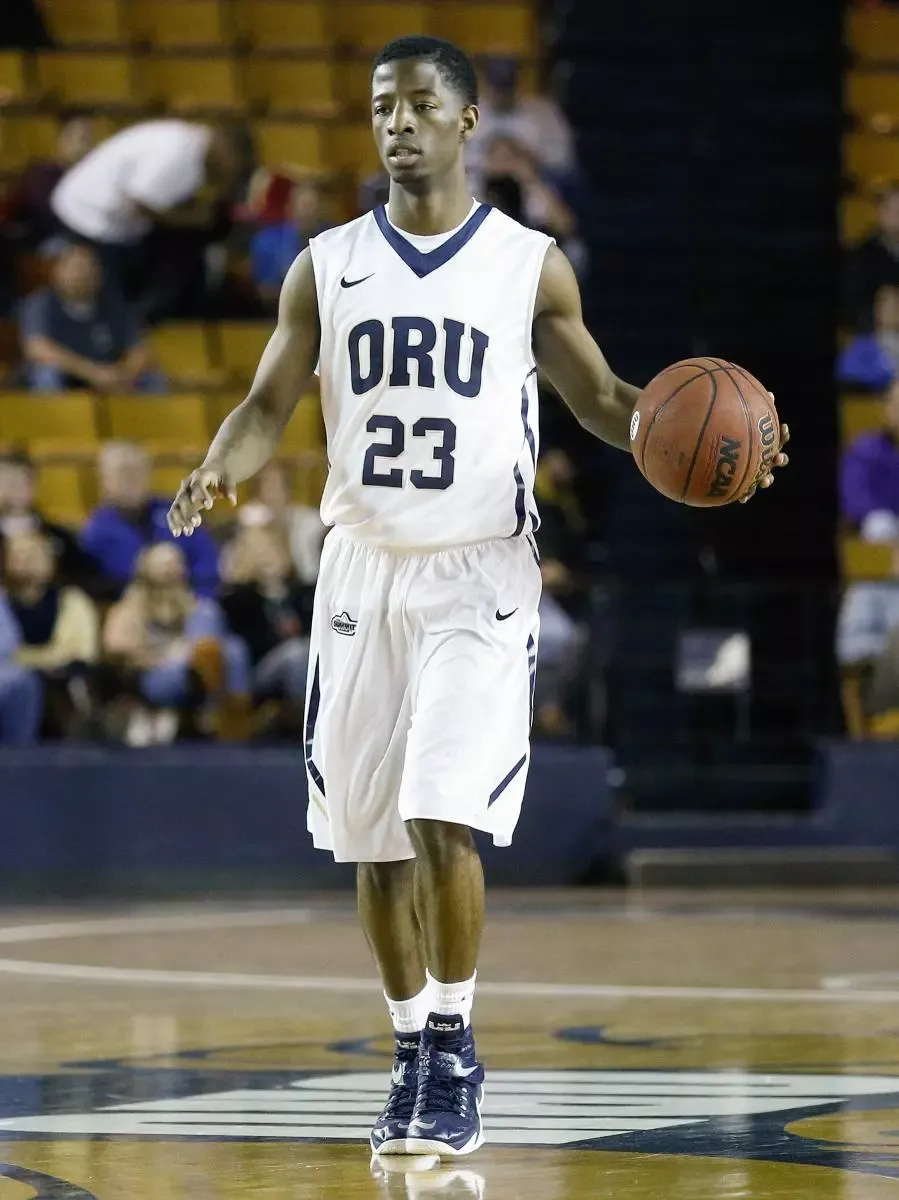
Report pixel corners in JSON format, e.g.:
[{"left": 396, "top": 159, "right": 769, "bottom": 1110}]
[{"left": 386, "top": 182, "right": 474, "bottom": 237}]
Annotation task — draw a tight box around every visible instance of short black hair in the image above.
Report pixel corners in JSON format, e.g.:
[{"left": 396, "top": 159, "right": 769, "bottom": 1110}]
[{"left": 371, "top": 36, "right": 478, "bottom": 107}]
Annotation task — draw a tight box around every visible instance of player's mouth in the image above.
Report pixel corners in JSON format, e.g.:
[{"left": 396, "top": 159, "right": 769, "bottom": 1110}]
[{"left": 387, "top": 143, "right": 422, "bottom": 163}]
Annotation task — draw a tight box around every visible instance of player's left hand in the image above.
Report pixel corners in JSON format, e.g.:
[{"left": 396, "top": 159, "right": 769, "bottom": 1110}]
[{"left": 739, "top": 399, "right": 789, "bottom": 503}]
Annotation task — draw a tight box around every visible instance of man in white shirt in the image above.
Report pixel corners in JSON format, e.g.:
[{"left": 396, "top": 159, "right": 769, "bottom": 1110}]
[{"left": 51, "top": 119, "right": 252, "bottom": 316}]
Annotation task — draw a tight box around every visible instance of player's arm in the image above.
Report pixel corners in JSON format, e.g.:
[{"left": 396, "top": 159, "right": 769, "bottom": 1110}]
[
  {"left": 167, "top": 248, "right": 320, "bottom": 538},
  {"left": 533, "top": 244, "right": 640, "bottom": 453}
]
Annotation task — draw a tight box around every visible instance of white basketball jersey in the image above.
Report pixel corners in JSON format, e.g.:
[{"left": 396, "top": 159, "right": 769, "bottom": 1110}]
[{"left": 309, "top": 204, "right": 553, "bottom": 551}]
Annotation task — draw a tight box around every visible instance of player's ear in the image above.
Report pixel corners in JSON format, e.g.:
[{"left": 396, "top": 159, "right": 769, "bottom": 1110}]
[{"left": 460, "top": 104, "right": 479, "bottom": 143}]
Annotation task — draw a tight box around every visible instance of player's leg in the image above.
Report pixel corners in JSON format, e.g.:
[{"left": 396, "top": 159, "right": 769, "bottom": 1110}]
[
  {"left": 358, "top": 858, "right": 431, "bottom": 1155},
  {"left": 400, "top": 538, "right": 541, "bottom": 1158},
  {"left": 304, "top": 532, "right": 427, "bottom": 1153}
]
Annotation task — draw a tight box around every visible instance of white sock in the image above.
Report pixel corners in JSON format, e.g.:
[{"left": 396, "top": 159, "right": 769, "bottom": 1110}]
[
  {"left": 427, "top": 969, "right": 477, "bottom": 1028},
  {"left": 385, "top": 981, "right": 431, "bottom": 1036}
]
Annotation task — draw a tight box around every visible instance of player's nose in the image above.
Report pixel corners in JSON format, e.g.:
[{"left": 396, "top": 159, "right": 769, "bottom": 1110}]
[{"left": 387, "top": 104, "right": 416, "bottom": 137}]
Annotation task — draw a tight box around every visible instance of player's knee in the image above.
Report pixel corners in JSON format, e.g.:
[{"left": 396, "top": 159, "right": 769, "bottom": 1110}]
[
  {"left": 406, "top": 819, "right": 475, "bottom": 867},
  {"left": 357, "top": 860, "right": 414, "bottom": 898}
]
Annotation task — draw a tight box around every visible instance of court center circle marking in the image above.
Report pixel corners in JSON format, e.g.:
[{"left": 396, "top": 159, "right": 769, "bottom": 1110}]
[{"left": 0, "top": 909, "right": 896, "bottom": 1003}]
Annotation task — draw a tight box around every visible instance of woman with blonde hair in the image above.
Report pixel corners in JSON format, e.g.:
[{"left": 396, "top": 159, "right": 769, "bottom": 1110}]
[{"left": 103, "top": 542, "right": 250, "bottom": 744}]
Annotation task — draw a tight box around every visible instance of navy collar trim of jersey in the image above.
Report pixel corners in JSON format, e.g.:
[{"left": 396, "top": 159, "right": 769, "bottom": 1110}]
[{"left": 373, "top": 203, "right": 492, "bottom": 278}]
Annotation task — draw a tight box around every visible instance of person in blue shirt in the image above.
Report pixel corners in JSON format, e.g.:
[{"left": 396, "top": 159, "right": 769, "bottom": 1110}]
[
  {"left": 250, "top": 178, "right": 331, "bottom": 310},
  {"left": 81, "top": 442, "right": 219, "bottom": 600},
  {"left": 19, "top": 244, "right": 165, "bottom": 393},
  {"left": 838, "top": 284, "right": 899, "bottom": 392},
  {"left": 0, "top": 588, "right": 42, "bottom": 743}
]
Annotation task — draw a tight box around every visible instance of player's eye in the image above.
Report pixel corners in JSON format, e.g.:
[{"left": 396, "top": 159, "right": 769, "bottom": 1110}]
[
  {"left": 414, "top": 103, "right": 435, "bottom": 112},
  {"left": 373, "top": 105, "right": 391, "bottom": 116}
]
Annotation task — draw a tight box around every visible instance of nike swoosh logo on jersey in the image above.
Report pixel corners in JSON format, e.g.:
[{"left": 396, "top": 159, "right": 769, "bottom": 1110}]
[
  {"left": 340, "top": 273, "right": 374, "bottom": 288},
  {"left": 495, "top": 608, "right": 518, "bottom": 621}
]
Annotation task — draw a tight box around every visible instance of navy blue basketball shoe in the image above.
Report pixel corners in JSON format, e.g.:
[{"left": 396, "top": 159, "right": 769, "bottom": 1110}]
[
  {"left": 405, "top": 1014, "right": 485, "bottom": 1157},
  {"left": 370, "top": 1033, "right": 422, "bottom": 1154}
]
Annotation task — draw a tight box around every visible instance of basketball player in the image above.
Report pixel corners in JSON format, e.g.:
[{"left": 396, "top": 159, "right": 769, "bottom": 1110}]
[{"left": 168, "top": 36, "right": 788, "bottom": 1158}]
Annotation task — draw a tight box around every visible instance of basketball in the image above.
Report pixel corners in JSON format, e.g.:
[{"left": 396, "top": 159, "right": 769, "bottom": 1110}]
[{"left": 629, "top": 358, "right": 780, "bottom": 507}]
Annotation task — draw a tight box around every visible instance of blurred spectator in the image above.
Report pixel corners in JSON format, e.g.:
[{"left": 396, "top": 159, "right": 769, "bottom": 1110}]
[
  {"left": 50, "top": 119, "right": 254, "bottom": 319},
  {"left": 103, "top": 543, "right": 250, "bottom": 744},
  {"left": 838, "top": 284, "right": 899, "bottom": 391},
  {"left": 840, "top": 379, "right": 899, "bottom": 541},
  {"left": 485, "top": 136, "right": 576, "bottom": 238},
  {"left": 846, "top": 184, "right": 899, "bottom": 330},
  {"left": 18, "top": 113, "right": 97, "bottom": 245},
  {"left": 236, "top": 461, "right": 324, "bottom": 586},
  {"left": 534, "top": 449, "right": 588, "bottom": 737},
  {"left": 0, "top": 588, "right": 41, "bottom": 744},
  {"left": 82, "top": 443, "right": 219, "bottom": 600},
  {"left": 250, "top": 178, "right": 331, "bottom": 309},
  {"left": 19, "top": 244, "right": 165, "bottom": 393},
  {"left": 0, "top": 451, "right": 97, "bottom": 590},
  {"left": 468, "top": 57, "right": 576, "bottom": 187},
  {"left": 221, "top": 526, "right": 310, "bottom": 728},
  {"left": 836, "top": 547, "right": 899, "bottom": 739},
  {"left": 4, "top": 532, "right": 99, "bottom": 736}
]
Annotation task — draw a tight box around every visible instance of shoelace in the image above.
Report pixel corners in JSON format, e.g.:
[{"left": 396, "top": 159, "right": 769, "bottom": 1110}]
[
  {"left": 383, "top": 1058, "right": 417, "bottom": 1119},
  {"left": 415, "top": 1046, "right": 467, "bottom": 1116}
]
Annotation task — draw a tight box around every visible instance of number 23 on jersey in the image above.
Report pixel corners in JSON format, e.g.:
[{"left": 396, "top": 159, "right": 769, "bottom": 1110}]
[{"left": 349, "top": 315, "right": 489, "bottom": 493}]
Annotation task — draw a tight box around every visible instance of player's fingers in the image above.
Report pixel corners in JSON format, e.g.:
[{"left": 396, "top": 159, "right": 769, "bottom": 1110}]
[
  {"left": 774, "top": 452, "right": 789, "bottom": 467},
  {"left": 759, "top": 473, "right": 775, "bottom": 489},
  {"left": 779, "top": 423, "right": 790, "bottom": 447},
  {"left": 171, "top": 486, "right": 201, "bottom": 538},
  {"left": 739, "top": 485, "right": 757, "bottom": 504},
  {"left": 189, "top": 474, "right": 216, "bottom": 512},
  {"left": 167, "top": 487, "right": 192, "bottom": 537}
]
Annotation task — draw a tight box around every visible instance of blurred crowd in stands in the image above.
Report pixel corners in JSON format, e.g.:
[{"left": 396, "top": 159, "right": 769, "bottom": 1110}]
[
  {"left": 838, "top": 185, "right": 899, "bottom": 738},
  {"left": 0, "top": 14, "right": 593, "bottom": 746}
]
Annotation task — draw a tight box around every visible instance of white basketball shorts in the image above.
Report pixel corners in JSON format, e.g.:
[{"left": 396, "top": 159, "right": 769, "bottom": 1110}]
[{"left": 304, "top": 529, "right": 542, "bottom": 863}]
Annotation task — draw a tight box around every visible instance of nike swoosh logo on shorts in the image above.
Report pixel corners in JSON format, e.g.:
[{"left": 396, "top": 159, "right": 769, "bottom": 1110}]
[
  {"left": 340, "top": 273, "right": 374, "bottom": 288},
  {"left": 495, "top": 608, "right": 518, "bottom": 621}
]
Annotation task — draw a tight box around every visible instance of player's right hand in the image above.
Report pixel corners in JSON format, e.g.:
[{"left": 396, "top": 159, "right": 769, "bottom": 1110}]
[{"left": 167, "top": 467, "right": 237, "bottom": 538}]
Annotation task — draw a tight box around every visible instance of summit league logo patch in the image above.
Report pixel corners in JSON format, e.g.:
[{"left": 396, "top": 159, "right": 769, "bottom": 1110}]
[{"left": 331, "top": 611, "right": 357, "bottom": 636}]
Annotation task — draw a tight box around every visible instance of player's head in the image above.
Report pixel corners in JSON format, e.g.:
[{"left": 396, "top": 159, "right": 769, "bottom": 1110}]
[{"left": 370, "top": 36, "right": 478, "bottom": 190}]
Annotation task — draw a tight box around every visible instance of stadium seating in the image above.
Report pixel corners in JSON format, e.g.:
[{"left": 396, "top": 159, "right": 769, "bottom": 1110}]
[
  {"left": 35, "top": 464, "right": 90, "bottom": 525},
  {"left": 432, "top": 3, "right": 535, "bottom": 56},
  {"left": 0, "top": 52, "right": 30, "bottom": 103},
  {"left": 36, "top": 52, "right": 139, "bottom": 108},
  {"left": 148, "top": 324, "right": 227, "bottom": 389},
  {"left": 0, "top": 114, "right": 58, "bottom": 171},
  {"left": 840, "top": 394, "right": 884, "bottom": 445},
  {"left": 845, "top": 132, "right": 899, "bottom": 185},
  {"left": 216, "top": 323, "right": 273, "bottom": 384},
  {"left": 254, "top": 120, "right": 326, "bottom": 172},
  {"left": 840, "top": 194, "right": 877, "bottom": 244},
  {"left": 106, "top": 394, "right": 210, "bottom": 447},
  {"left": 841, "top": 535, "right": 894, "bottom": 581},
  {"left": 846, "top": 71, "right": 899, "bottom": 129},
  {"left": 143, "top": 55, "right": 243, "bottom": 112},
  {"left": 40, "top": 0, "right": 130, "bottom": 47},
  {"left": 246, "top": 59, "right": 340, "bottom": 119},
  {"left": 332, "top": 122, "right": 383, "bottom": 174},
  {"left": 132, "top": 0, "right": 233, "bottom": 48},
  {"left": 337, "top": 4, "right": 431, "bottom": 53},
  {"left": 847, "top": 7, "right": 899, "bottom": 65},
  {"left": 234, "top": 2, "right": 334, "bottom": 52},
  {"left": 0, "top": 394, "right": 99, "bottom": 446}
]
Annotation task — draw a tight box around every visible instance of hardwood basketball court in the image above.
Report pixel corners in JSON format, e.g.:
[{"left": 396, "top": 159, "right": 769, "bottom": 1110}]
[{"left": 0, "top": 890, "right": 897, "bottom": 1197}]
